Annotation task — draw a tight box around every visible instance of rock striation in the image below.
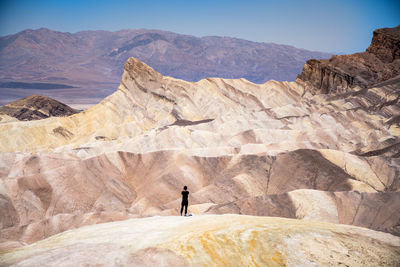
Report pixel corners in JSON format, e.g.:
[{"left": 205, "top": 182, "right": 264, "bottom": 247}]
[
  {"left": 297, "top": 25, "right": 400, "bottom": 93},
  {"left": 0, "top": 55, "right": 399, "bottom": 155},
  {"left": 0, "top": 95, "right": 78, "bottom": 121}
]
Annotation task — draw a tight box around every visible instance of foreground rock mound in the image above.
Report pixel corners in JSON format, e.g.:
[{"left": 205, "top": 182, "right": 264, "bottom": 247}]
[
  {"left": 1, "top": 215, "right": 399, "bottom": 267},
  {"left": 0, "top": 95, "right": 78, "bottom": 121}
]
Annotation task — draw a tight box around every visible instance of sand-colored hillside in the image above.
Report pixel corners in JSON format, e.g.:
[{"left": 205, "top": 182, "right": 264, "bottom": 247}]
[{"left": 0, "top": 57, "right": 398, "bottom": 156}]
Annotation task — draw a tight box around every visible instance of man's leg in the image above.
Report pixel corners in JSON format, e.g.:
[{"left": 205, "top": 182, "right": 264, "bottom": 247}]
[
  {"left": 180, "top": 203, "right": 183, "bottom": 216},
  {"left": 184, "top": 203, "right": 188, "bottom": 216}
]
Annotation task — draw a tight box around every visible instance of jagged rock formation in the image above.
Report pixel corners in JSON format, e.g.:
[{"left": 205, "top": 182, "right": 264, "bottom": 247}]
[
  {"left": 367, "top": 26, "right": 400, "bottom": 63},
  {"left": 0, "top": 95, "right": 78, "bottom": 121},
  {"left": 1, "top": 215, "right": 400, "bottom": 266},
  {"left": 297, "top": 25, "right": 400, "bottom": 93},
  {"left": 0, "top": 26, "right": 399, "bottom": 265}
]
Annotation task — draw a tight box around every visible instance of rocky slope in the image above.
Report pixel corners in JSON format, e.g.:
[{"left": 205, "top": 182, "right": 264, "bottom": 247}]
[
  {"left": 297, "top": 25, "right": 400, "bottom": 94},
  {"left": 366, "top": 25, "right": 400, "bottom": 63},
  {"left": 0, "top": 26, "right": 399, "bottom": 265},
  {"left": 0, "top": 95, "right": 78, "bottom": 121},
  {"left": 0, "top": 56, "right": 399, "bottom": 155}
]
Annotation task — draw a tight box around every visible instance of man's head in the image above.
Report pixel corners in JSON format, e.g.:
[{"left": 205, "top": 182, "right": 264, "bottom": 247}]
[{"left": 184, "top": 185, "right": 187, "bottom": 190}]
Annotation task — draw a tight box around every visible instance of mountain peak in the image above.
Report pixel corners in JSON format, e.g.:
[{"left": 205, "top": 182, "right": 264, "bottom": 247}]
[
  {"left": 366, "top": 25, "right": 400, "bottom": 63},
  {"left": 120, "top": 57, "right": 164, "bottom": 95},
  {"left": 124, "top": 57, "right": 163, "bottom": 80}
]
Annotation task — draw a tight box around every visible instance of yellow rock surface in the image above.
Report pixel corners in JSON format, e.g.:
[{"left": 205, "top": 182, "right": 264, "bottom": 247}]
[{"left": 1, "top": 215, "right": 399, "bottom": 266}]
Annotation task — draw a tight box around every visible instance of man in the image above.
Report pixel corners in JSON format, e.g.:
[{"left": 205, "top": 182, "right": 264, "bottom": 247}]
[{"left": 180, "top": 185, "right": 189, "bottom": 216}]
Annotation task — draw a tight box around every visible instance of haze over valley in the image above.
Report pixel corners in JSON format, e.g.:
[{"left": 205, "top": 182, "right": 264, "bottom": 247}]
[{"left": 0, "top": 28, "right": 332, "bottom": 107}]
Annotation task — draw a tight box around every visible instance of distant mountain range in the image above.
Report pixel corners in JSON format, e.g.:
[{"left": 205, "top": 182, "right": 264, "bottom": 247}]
[{"left": 0, "top": 28, "right": 332, "bottom": 87}]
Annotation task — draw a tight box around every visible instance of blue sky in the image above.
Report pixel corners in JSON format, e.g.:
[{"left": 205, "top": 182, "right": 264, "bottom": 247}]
[{"left": 0, "top": 0, "right": 398, "bottom": 53}]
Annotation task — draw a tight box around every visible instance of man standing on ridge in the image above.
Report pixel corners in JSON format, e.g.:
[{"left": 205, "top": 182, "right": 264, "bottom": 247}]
[{"left": 180, "top": 185, "right": 189, "bottom": 216}]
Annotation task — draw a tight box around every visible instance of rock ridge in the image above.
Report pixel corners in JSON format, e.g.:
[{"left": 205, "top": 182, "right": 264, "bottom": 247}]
[
  {"left": 297, "top": 25, "right": 400, "bottom": 94},
  {"left": 367, "top": 25, "right": 400, "bottom": 63}
]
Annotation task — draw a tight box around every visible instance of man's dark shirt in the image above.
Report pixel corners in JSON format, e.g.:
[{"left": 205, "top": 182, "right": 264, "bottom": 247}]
[{"left": 181, "top": 190, "right": 189, "bottom": 203}]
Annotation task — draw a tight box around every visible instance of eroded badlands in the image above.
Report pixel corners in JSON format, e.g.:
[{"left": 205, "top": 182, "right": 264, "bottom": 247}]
[{"left": 1, "top": 25, "right": 400, "bottom": 266}]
